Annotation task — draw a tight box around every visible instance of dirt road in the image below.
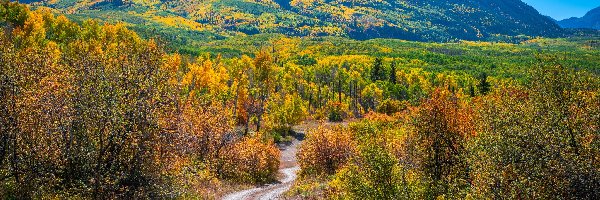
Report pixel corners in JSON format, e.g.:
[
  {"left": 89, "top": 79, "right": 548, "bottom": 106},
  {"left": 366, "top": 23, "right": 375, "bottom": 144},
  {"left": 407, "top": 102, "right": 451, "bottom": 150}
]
[{"left": 222, "top": 137, "right": 302, "bottom": 200}]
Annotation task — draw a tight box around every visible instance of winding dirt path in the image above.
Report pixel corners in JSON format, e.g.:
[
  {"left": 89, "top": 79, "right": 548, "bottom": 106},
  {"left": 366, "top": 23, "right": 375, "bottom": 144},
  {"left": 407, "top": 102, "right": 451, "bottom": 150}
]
[{"left": 222, "top": 136, "right": 302, "bottom": 200}]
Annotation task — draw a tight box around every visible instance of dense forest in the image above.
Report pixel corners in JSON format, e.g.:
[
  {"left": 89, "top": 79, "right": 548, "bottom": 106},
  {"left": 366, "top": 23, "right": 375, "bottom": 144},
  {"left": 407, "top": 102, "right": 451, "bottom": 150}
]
[
  {"left": 1, "top": 1, "right": 599, "bottom": 199},
  {"left": 21, "top": 0, "right": 563, "bottom": 43}
]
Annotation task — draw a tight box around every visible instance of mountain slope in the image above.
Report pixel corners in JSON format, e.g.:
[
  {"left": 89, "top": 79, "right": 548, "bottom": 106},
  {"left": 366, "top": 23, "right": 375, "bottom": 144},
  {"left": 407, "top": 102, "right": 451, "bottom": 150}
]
[
  {"left": 23, "top": 0, "right": 563, "bottom": 42},
  {"left": 559, "top": 6, "right": 600, "bottom": 30}
]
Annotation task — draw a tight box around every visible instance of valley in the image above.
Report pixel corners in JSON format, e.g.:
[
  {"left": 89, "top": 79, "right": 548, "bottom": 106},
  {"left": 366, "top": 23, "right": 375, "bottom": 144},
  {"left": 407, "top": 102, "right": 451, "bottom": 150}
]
[{"left": 1, "top": 1, "right": 599, "bottom": 199}]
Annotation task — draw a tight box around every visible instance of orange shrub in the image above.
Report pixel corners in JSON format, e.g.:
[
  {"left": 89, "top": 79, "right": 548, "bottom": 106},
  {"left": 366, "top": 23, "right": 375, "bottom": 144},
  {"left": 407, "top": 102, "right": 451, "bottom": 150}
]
[
  {"left": 220, "top": 137, "right": 281, "bottom": 184},
  {"left": 411, "top": 88, "right": 475, "bottom": 198},
  {"left": 298, "top": 126, "right": 357, "bottom": 176}
]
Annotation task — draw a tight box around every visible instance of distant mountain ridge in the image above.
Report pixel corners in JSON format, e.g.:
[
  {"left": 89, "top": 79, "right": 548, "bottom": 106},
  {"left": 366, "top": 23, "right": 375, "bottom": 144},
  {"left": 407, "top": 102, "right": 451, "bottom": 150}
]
[
  {"left": 559, "top": 6, "right": 600, "bottom": 30},
  {"left": 22, "top": 0, "right": 564, "bottom": 42}
]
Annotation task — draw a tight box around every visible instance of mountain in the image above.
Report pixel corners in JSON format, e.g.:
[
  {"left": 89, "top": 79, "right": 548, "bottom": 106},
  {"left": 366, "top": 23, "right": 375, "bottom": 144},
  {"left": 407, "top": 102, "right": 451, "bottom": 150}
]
[
  {"left": 558, "top": 6, "right": 600, "bottom": 30},
  {"left": 22, "top": 0, "right": 563, "bottom": 42}
]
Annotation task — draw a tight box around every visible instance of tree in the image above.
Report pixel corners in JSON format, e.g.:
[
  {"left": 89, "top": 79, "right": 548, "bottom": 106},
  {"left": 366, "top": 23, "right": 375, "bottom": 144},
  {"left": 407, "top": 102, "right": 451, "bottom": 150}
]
[
  {"left": 265, "top": 93, "right": 307, "bottom": 135},
  {"left": 477, "top": 72, "right": 491, "bottom": 95},
  {"left": 0, "top": 4, "right": 285, "bottom": 199},
  {"left": 0, "top": 8, "right": 181, "bottom": 198},
  {"left": 371, "top": 57, "right": 386, "bottom": 82},
  {"left": 361, "top": 83, "right": 383, "bottom": 111},
  {"left": 250, "top": 51, "right": 275, "bottom": 132},
  {"left": 389, "top": 61, "right": 397, "bottom": 84},
  {"left": 412, "top": 89, "right": 474, "bottom": 199}
]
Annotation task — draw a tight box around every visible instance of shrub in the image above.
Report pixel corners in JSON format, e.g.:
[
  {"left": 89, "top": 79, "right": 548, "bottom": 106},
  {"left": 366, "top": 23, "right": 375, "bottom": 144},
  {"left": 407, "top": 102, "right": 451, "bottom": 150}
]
[
  {"left": 469, "top": 63, "right": 600, "bottom": 199},
  {"left": 265, "top": 94, "right": 307, "bottom": 140},
  {"left": 0, "top": 6, "right": 180, "bottom": 198},
  {"left": 330, "top": 144, "right": 425, "bottom": 199},
  {"left": 220, "top": 137, "right": 281, "bottom": 184},
  {"left": 169, "top": 161, "right": 225, "bottom": 199},
  {"left": 411, "top": 88, "right": 474, "bottom": 199},
  {"left": 177, "top": 101, "right": 234, "bottom": 165},
  {"left": 297, "top": 126, "right": 356, "bottom": 176},
  {"left": 376, "top": 99, "right": 408, "bottom": 116},
  {"left": 327, "top": 102, "right": 346, "bottom": 122},
  {"left": 349, "top": 114, "right": 397, "bottom": 144}
]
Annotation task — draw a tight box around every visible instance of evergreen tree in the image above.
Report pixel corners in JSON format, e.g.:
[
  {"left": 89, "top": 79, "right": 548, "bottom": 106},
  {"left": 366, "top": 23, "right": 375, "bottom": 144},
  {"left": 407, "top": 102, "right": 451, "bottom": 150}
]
[
  {"left": 389, "top": 61, "right": 397, "bottom": 84},
  {"left": 371, "top": 58, "right": 385, "bottom": 81},
  {"left": 477, "top": 72, "right": 491, "bottom": 95},
  {"left": 468, "top": 84, "right": 476, "bottom": 97}
]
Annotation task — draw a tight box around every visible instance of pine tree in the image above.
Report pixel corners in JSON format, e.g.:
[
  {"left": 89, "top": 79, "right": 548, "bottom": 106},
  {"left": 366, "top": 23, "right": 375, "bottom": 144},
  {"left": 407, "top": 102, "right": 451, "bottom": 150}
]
[
  {"left": 371, "top": 57, "right": 385, "bottom": 81},
  {"left": 389, "top": 61, "right": 397, "bottom": 84},
  {"left": 477, "top": 72, "right": 491, "bottom": 95}
]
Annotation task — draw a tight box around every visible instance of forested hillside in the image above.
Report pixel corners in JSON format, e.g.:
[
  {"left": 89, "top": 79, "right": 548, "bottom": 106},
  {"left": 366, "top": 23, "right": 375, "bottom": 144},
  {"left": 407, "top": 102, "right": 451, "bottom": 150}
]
[
  {"left": 21, "top": 0, "right": 563, "bottom": 43},
  {"left": 1, "top": 1, "right": 599, "bottom": 199}
]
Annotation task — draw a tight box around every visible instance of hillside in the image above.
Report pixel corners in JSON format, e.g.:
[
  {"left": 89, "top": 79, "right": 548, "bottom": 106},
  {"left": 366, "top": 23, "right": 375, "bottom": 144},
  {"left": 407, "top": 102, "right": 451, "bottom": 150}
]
[
  {"left": 23, "top": 0, "right": 563, "bottom": 43},
  {"left": 2, "top": 1, "right": 600, "bottom": 199},
  {"left": 559, "top": 6, "right": 600, "bottom": 30}
]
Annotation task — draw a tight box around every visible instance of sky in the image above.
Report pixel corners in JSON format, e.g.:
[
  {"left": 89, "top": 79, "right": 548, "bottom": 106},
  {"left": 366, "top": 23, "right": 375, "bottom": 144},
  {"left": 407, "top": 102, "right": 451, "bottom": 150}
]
[{"left": 521, "top": 0, "right": 600, "bottom": 20}]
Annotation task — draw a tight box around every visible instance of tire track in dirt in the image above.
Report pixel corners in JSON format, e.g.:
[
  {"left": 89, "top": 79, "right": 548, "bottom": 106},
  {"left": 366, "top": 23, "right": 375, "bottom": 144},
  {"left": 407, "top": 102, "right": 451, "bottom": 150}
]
[{"left": 222, "top": 136, "right": 302, "bottom": 200}]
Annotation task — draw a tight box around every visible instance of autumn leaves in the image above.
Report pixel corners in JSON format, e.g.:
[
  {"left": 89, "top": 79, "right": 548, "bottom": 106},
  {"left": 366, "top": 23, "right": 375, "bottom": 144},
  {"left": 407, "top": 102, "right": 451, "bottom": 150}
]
[
  {"left": 0, "top": 3, "right": 279, "bottom": 198},
  {"left": 293, "top": 63, "right": 600, "bottom": 199},
  {"left": 2, "top": 1, "right": 600, "bottom": 199}
]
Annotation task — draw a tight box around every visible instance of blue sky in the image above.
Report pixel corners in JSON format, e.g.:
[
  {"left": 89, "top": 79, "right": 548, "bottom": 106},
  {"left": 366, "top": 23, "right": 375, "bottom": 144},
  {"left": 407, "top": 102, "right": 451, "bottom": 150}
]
[{"left": 521, "top": 0, "right": 600, "bottom": 20}]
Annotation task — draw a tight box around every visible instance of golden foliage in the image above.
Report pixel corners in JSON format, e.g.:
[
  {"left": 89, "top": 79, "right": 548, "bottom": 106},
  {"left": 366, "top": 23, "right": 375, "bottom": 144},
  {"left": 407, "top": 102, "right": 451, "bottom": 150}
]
[
  {"left": 298, "top": 126, "right": 357, "bottom": 176},
  {"left": 220, "top": 137, "right": 281, "bottom": 184}
]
